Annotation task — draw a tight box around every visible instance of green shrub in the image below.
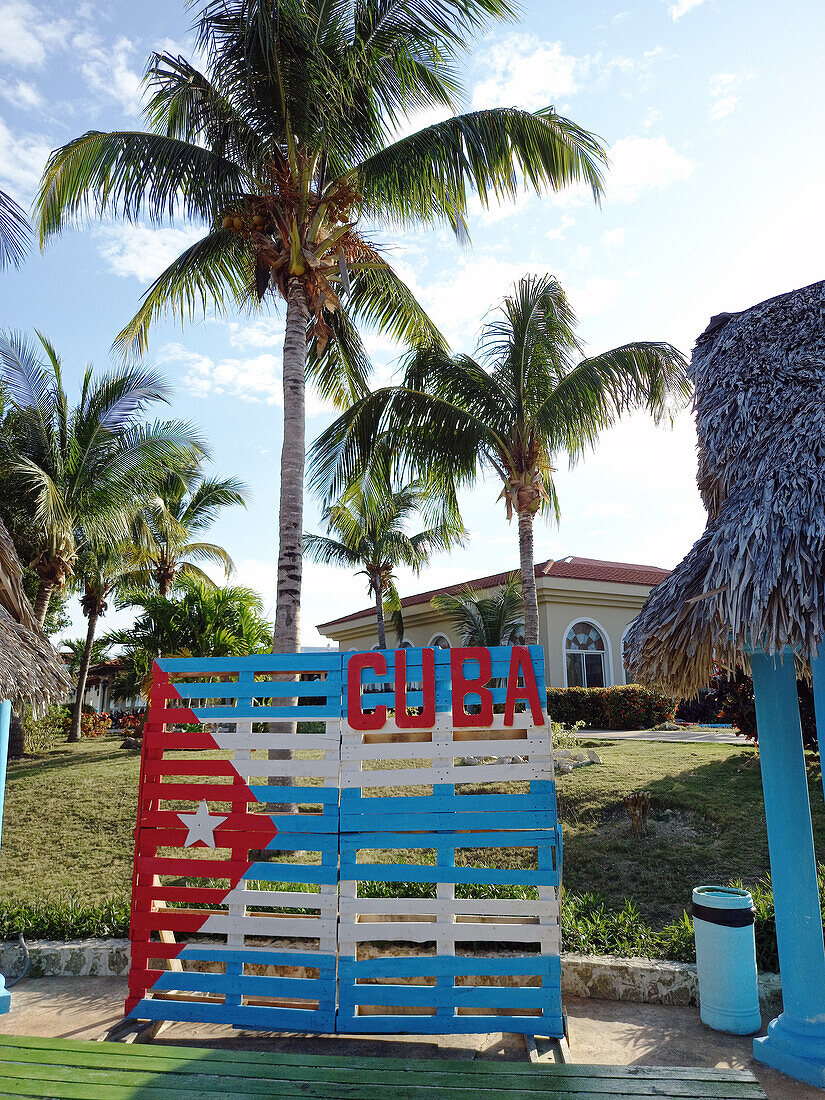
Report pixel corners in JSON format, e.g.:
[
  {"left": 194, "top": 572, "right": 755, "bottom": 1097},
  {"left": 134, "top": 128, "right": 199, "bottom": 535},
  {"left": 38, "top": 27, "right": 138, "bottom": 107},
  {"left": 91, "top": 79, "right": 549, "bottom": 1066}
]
[
  {"left": 22, "top": 704, "right": 69, "bottom": 754},
  {"left": 0, "top": 896, "right": 130, "bottom": 940},
  {"left": 547, "top": 685, "right": 675, "bottom": 730}
]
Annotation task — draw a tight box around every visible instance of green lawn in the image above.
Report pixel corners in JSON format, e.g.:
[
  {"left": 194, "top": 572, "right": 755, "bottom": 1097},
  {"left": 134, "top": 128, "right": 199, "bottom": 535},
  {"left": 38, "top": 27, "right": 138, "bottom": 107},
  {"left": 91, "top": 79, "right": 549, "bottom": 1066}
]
[{"left": 1, "top": 734, "right": 824, "bottom": 932}]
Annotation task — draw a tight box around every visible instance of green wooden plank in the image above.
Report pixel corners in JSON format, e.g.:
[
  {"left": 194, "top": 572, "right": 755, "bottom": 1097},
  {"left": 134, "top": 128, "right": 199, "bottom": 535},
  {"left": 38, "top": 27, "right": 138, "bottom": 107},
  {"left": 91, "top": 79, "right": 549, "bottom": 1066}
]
[
  {"left": 0, "top": 1037, "right": 764, "bottom": 1085},
  {"left": 0, "top": 1048, "right": 765, "bottom": 1099},
  {"left": 0, "top": 1059, "right": 767, "bottom": 1100}
]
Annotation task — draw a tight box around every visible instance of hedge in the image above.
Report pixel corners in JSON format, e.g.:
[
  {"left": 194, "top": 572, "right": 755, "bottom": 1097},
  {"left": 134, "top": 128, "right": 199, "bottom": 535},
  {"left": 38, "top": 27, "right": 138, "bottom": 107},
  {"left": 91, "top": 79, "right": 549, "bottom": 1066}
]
[{"left": 546, "top": 684, "right": 675, "bottom": 731}]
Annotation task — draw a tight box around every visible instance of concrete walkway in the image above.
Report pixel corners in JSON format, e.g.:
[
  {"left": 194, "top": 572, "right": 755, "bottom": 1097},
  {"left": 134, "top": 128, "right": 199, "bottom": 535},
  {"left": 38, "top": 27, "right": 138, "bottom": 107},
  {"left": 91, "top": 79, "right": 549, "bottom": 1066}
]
[
  {"left": 0, "top": 977, "right": 815, "bottom": 1098},
  {"left": 585, "top": 726, "right": 745, "bottom": 745}
]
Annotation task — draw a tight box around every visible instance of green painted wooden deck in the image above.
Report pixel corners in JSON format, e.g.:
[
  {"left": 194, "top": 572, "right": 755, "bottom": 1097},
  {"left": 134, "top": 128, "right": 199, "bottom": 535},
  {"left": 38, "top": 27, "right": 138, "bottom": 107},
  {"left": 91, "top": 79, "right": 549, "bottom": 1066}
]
[{"left": 0, "top": 1034, "right": 767, "bottom": 1098}]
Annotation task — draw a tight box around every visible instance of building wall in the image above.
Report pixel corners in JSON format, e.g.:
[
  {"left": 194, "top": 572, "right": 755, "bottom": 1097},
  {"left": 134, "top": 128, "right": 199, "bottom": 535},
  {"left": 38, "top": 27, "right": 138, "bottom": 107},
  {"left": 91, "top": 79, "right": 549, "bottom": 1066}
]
[{"left": 319, "top": 575, "right": 651, "bottom": 688}]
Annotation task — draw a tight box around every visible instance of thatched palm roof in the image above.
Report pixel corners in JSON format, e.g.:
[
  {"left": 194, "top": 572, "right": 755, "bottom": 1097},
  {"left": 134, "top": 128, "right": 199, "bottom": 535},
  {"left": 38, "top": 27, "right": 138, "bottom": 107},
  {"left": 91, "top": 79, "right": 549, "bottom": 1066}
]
[
  {"left": 626, "top": 279, "right": 825, "bottom": 697},
  {"left": 0, "top": 518, "right": 71, "bottom": 707}
]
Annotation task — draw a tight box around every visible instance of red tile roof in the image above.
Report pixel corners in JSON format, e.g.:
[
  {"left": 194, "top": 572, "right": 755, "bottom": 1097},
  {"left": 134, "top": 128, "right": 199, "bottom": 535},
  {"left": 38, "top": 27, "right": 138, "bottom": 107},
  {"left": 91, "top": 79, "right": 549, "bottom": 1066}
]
[{"left": 317, "top": 556, "right": 670, "bottom": 630}]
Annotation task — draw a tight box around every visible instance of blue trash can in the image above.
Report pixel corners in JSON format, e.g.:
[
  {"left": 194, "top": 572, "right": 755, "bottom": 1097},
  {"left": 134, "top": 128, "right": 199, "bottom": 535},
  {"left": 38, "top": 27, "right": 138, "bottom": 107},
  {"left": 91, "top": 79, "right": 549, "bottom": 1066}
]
[{"left": 692, "top": 886, "right": 762, "bottom": 1035}]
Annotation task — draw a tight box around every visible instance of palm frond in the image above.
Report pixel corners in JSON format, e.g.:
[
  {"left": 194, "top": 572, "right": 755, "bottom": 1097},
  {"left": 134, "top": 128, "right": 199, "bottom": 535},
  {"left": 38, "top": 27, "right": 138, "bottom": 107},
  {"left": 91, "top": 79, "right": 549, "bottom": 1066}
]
[
  {"left": 0, "top": 189, "right": 31, "bottom": 269},
  {"left": 37, "top": 130, "right": 252, "bottom": 243},
  {"left": 113, "top": 229, "right": 253, "bottom": 357},
  {"left": 355, "top": 107, "right": 606, "bottom": 236}
]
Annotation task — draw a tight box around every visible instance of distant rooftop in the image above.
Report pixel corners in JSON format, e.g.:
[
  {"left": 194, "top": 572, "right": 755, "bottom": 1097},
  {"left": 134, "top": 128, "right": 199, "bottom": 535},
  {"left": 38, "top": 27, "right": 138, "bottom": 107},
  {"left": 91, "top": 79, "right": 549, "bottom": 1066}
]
[{"left": 317, "top": 555, "right": 671, "bottom": 631}]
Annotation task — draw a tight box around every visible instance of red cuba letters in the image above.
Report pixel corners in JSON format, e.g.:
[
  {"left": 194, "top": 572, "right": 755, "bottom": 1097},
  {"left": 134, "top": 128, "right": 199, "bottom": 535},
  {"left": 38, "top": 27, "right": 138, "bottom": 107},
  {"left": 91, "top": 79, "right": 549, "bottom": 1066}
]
[{"left": 348, "top": 646, "right": 544, "bottom": 731}]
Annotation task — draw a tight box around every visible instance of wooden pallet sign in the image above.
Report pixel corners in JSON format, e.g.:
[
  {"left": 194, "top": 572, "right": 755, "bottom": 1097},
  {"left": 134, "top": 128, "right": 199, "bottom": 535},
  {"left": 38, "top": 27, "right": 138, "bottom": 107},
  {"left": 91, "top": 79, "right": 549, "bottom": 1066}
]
[{"left": 125, "top": 645, "right": 563, "bottom": 1037}]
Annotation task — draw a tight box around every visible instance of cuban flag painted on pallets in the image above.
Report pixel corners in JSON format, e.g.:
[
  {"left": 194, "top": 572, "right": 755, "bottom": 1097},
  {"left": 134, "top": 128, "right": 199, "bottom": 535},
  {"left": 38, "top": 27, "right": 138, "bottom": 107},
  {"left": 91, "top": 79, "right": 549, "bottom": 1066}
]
[{"left": 126, "top": 655, "right": 340, "bottom": 1032}]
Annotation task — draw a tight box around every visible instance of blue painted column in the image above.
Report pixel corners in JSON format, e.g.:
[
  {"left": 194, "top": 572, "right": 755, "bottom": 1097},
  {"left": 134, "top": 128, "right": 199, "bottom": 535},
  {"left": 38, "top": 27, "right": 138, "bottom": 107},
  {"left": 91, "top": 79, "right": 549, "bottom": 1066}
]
[
  {"left": 751, "top": 649, "right": 825, "bottom": 1087},
  {"left": 0, "top": 700, "right": 11, "bottom": 1014}
]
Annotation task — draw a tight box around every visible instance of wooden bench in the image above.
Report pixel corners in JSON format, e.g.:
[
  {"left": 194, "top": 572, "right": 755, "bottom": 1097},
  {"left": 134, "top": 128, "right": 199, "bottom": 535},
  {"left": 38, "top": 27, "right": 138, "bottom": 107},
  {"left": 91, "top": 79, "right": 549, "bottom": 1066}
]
[{"left": 0, "top": 1034, "right": 767, "bottom": 1098}]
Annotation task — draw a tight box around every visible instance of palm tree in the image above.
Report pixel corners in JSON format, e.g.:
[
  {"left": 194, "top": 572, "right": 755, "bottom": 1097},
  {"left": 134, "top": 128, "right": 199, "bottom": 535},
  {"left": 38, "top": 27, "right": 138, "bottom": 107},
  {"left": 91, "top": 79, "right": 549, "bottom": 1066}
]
[
  {"left": 110, "top": 574, "right": 272, "bottom": 701},
  {"left": 304, "top": 475, "right": 465, "bottom": 648},
  {"left": 311, "top": 274, "right": 691, "bottom": 644},
  {"left": 67, "top": 542, "right": 134, "bottom": 742},
  {"left": 60, "top": 636, "right": 113, "bottom": 677},
  {"left": 131, "top": 464, "right": 249, "bottom": 596},
  {"left": 0, "top": 190, "right": 31, "bottom": 270},
  {"left": 35, "top": 0, "right": 607, "bottom": 663},
  {"left": 432, "top": 572, "right": 524, "bottom": 647},
  {"left": 0, "top": 330, "right": 204, "bottom": 627}
]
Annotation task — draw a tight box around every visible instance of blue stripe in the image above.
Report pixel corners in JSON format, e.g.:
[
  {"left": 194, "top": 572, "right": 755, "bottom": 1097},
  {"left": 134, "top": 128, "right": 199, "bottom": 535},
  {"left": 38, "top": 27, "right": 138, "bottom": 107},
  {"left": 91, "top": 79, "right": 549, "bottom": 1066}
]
[
  {"left": 340, "top": 783, "right": 556, "bottom": 816},
  {"left": 130, "top": 999, "right": 336, "bottom": 1033},
  {"left": 151, "top": 972, "right": 335, "bottom": 999},
  {"left": 342, "top": 829, "right": 556, "bottom": 849},
  {"left": 338, "top": 955, "right": 560, "bottom": 979},
  {"left": 245, "top": 862, "right": 338, "bottom": 885},
  {"left": 248, "top": 809, "right": 339, "bottom": 834},
  {"left": 334, "top": 1013, "right": 564, "bottom": 1037},
  {"left": 158, "top": 654, "right": 342, "bottom": 674},
  {"left": 264, "top": 832, "right": 338, "bottom": 853},
  {"left": 188, "top": 703, "right": 340, "bottom": 720},
  {"left": 339, "top": 810, "right": 556, "bottom": 832},
  {"left": 171, "top": 679, "right": 341, "bottom": 700},
  {"left": 177, "top": 947, "right": 336, "bottom": 971}
]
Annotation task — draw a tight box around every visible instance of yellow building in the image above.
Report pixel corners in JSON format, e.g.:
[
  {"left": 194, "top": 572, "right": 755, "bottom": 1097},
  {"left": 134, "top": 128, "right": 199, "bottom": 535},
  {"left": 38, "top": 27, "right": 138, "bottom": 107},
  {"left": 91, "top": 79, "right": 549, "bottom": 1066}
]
[{"left": 317, "top": 556, "right": 670, "bottom": 689}]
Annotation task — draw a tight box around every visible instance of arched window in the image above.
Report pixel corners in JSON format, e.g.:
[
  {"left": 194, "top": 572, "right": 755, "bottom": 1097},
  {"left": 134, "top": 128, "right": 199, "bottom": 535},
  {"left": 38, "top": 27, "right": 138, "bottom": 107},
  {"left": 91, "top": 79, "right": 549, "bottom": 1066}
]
[
  {"left": 428, "top": 634, "right": 450, "bottom": 649},
  {"left": 565, "top": 620, "right": 607, "bottom": 688}
]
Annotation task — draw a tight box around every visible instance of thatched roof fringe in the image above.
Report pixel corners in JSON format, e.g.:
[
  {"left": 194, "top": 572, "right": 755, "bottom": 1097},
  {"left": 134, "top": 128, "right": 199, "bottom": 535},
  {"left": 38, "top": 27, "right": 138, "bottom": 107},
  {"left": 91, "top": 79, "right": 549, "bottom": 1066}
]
[
  {"left": 626, "top": 279, "right": 825, "bottom": 696},
  {"left": 0, "top": 519, "right": 71, "bottom": 708}
]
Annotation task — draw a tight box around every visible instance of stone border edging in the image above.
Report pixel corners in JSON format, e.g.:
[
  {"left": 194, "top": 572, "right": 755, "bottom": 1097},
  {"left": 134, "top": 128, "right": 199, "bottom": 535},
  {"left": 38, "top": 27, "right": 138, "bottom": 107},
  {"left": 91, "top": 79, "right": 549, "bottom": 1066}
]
[{"left": 0, "top": 939, "right": 783, "bottom": 1016}]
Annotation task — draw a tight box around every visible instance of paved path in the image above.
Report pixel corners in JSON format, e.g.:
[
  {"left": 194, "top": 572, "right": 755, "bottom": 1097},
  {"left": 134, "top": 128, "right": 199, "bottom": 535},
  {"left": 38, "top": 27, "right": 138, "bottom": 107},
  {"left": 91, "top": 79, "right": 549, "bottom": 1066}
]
[
  {"left": 0, "top": 978, "right": 812, "bottom": 1098},
  {"left": 585, "top": 727, "right": 744, "bottom": 745}
]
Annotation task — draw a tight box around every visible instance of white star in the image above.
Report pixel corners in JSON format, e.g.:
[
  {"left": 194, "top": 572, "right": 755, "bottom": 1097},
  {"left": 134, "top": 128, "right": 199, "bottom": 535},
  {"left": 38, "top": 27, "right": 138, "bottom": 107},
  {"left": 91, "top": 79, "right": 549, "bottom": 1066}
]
[{"left": 177, "top": 801, "right": 228, "bottom": 849}]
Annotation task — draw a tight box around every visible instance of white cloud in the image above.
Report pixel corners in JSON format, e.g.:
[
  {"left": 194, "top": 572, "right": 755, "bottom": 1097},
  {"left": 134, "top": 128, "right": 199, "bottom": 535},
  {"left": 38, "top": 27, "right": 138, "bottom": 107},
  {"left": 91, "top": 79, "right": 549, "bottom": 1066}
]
[
  {"left": 641, "top": 107, "right": 663, "bottom": 131},
  {"left": 472, "top": 33, "right": 582, "bottom": 110},
  {"left": 226, "top": 317, "right": 285, "bottom": 350},
  {"left": 158, "top": 341, "right": 336, "bottom": 417},
  {"left": 666, "top": 0, "right": 711, "bottom": 19},
  {"left": 606, "top": 135, "right": 693, "bottom": 203},
  {"left": 75, "top": 33, "right": 143, "bottom": 115},
  {"left": 602, "top": 227, "right": 626, "bottom": 248},
  {"left": 0, "top": 0, "right": 72, "bottom": 68},
  {"left": 95, "top": 223, "right": 205, "bottom": 282},
  {"left": 567, "top": 275, "right": 626, "bottom": 319},
  {"left": 611, "top": 11, "right": 631, "bottom": 24},
  {"left": 0, "top": 78, "right": 43, "bottom": 109},
  {"left": 159, "top": 342, "right": 284, "bottom": 406},
  {"left": 0, "top": 115, "right": 51, "bottom": 200},
  {"left": 708, "top": 71, "right": 753, "bottom": 123},
  {"left": 416, "top": 255, "right": 533, "bottom": 346},
  {"left": 545, "top": 213, "right": 577, "bottom": 241}
]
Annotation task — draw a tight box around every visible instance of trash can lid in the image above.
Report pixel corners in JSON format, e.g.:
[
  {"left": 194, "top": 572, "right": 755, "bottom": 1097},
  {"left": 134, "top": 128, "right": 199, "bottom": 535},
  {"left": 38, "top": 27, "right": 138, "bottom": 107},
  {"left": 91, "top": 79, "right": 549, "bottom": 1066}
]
[{"left": 692, "top": 885, "right": 754, "bottom": 910}]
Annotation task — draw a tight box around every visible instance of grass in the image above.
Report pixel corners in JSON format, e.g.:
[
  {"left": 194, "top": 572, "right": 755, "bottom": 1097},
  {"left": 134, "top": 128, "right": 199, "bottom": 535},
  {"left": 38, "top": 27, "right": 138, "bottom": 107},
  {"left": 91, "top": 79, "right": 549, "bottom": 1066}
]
[{"left": 2, "top": 734, "right": 824, "bottom": 960}]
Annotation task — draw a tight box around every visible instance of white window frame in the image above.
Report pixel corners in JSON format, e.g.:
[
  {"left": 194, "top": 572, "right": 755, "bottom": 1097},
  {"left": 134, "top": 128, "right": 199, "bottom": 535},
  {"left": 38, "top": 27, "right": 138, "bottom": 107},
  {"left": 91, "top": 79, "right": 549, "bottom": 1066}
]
[
  {"left": 427, "top": 633, "right": 451, "bottom": 649},
  {"left": 561, "top": 617, "right": 614, "bottom": 688}
]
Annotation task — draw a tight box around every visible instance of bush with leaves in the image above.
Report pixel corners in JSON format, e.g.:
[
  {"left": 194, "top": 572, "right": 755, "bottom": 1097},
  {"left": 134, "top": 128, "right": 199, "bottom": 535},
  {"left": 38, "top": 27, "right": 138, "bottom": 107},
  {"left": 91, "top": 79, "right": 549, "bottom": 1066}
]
[{"left": 547, "top": 685, "right": 675, "bottom": 730}]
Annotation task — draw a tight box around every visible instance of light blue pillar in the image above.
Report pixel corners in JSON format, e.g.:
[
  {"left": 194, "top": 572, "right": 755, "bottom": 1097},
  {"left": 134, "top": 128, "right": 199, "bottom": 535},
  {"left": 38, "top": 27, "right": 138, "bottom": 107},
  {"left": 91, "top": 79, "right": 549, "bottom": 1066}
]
[
  {"left": 0, "top": 699, "right": 11, "bottom": 1014},
  {"left": 751, "top": 649, "right": 825, "bottom": 1087}
]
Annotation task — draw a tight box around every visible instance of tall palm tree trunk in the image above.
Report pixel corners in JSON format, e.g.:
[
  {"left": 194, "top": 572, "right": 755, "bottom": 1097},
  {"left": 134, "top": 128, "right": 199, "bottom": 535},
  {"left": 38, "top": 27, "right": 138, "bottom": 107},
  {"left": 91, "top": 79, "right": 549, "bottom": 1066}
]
[
  {"left": 69, "top": 611, "right": 99, "bottom": 743},
  {"left": 518, "top": 509, "right": 539, "bottom": 645},
  {"left": 33, "top": 581, "right": 54, "bottom": 630},
  {"left": 273, "top": 275, "right": 309, "bottom": 656},
  {"left": 374, "top": 578, "right": 386, "bottom": 649},
  {"left": 270, "top": 275, "right": 309, "bottom": 813}
]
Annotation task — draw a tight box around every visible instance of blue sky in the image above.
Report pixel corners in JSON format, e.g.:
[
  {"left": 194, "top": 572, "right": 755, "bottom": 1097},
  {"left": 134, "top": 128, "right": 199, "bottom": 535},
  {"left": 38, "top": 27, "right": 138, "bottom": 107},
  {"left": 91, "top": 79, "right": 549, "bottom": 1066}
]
[{"left": 2, "top": 0, "right": 824, "bottom": 646}]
